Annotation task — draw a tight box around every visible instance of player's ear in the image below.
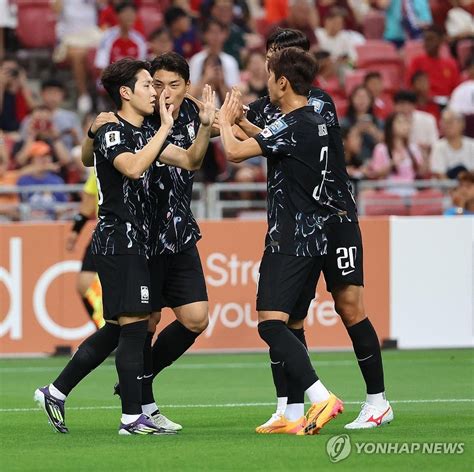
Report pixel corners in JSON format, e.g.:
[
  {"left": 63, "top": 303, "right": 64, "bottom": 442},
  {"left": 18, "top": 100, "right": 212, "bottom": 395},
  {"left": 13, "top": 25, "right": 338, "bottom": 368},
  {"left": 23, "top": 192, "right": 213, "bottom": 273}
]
[
  {"left": 279, "top": 76, "right": 287, "bottom": 91},
  {"left": 119, "top": 85, "right": 132, "bottom": 102},
  {"left": 185, "top": 80, "right": 190, "bottom": 93}
]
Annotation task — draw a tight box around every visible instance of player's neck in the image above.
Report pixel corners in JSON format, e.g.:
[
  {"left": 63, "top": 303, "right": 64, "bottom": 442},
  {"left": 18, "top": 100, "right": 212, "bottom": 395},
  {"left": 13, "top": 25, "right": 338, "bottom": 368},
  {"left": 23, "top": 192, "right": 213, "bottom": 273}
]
[
  {"left": 278, "top": 93, "right": 308, "bottom": 115},
  {"left": 117, "top": 107, "right": 145, "bottom": 128}
]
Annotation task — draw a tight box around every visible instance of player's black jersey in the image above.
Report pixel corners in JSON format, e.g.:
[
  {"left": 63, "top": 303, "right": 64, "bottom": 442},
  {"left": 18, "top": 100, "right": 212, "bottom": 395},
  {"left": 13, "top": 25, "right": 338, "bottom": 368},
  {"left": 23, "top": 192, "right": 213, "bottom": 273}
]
[
  {"left": 254, "top": 106, "right": 330, "bottom": 257},
  {"left": 145, "top": 97, "right": 201, "bottom": 255},
  {"left": 91, "top": 116, "right": 165, "bottom": 256},
  {"left": 247, "top": 87, "right": 358, "bottom": 223}
]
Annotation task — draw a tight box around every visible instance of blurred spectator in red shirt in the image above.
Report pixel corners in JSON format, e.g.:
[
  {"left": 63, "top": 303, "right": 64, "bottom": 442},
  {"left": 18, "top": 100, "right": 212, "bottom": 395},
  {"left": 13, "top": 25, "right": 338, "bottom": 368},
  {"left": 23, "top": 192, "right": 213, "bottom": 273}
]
[
  {"left": 364, "top": 71, "right": 393, "bottom": 121},
  {"left": 164, "top": 6, "right": 201, "bottom": 59},
  {"left": 264, "top": 0, "right": 288, "bottom": 24},
  {"left": 406, "top": 25, "right": 461, "bottom": 105},
  {"left": 278, "top": 0, "right": 319, "bottom": 50},
  {"left": 147, "top": 27, "right": 174, "bottom": 60},
  {"left": 0, "top": 57, "right": 36, "bottom": 133},
  {"left": 410, "top": 70, "right": 441, "bottom": 122},
  {"left": 99, "top": 0, "right": 145, "bottom": 34},
  {"left": 95, "top": 1, "right": 147, "bottom": 71}
]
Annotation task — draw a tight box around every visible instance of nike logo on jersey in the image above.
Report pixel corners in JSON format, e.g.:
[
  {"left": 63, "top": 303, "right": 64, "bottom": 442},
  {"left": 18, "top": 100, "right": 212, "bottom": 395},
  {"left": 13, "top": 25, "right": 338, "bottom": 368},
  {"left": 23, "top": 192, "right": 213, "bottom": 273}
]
[{"left": 342, "top": 269, "right": 355, "bottom": 276}]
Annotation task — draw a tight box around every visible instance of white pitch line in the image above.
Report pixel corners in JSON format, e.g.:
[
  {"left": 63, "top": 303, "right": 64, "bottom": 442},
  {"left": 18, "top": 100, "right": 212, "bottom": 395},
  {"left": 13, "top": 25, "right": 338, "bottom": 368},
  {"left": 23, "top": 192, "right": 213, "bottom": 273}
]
[{"left": 0, "top": 398, "right": 473, "bottom": 413}]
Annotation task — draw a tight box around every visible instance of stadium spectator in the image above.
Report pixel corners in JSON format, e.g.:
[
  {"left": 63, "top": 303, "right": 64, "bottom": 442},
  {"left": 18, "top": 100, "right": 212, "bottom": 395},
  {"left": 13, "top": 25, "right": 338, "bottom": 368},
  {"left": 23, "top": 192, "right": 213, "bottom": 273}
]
[
  {"left": 341, "top": 85, "right": 383, "bottom": 161},
  {"left": 364, "top": 71, "right": 393, "bottom": 121},
  {"left": 449, "top": 55, "right": 474, "bottom": 115},
  {"left": 406, "top": 25, "right": 461, "bottom": 105},
  {"left": 99, "top": 0, "right": 145, "bottom": 34},
  {"left": 209, "top": 0, "right": 246, "bottom": 65},
  {"left": 21, "top": 79, "right": 82, "bottom": 152},
  {"left": 17, "top": 141, "right": 67, "bottom": 220},
  {"left": 53, "top": 0, "right": 102, "bottom": 115},
  {"left": 147, "top": 27, "right": 174, "bottom": 60},
  {"left": 189, "top": 19, "right": 240, "bottom": 98},
  {"left": 264, "top": 0, "right": 288, "bottom": 24},
  {"left": 0, "top": 0, "right": 17, "bottom": 60},
  {"left": 94, "top": 1, "right": 147, "bottom": 71},
  {"left": 393, "top": 90, "right": 439, "bottom": 158},
  {"left": 192, "top": 54, "right": 230, "bottom": 104},
  {"left": 445, "top": 0, "right": 474, "bottom": 60},
  {"left": 316, "top": 0, "right": 359, "bottom": 31},
  {"left": 382, "top": 0, "right": 432, "bottom": 47},
  {"left": 313, "top": 50, "right": 341, "bottom": 93},
  {"left": 0, "top": 129, "right": 19, "bottom": 219},
  {"left": 369, "top": 112, "right": 427, "bottom": 193},
  {"left": 278, "top": 0, "right": 319, "bottom": 49},
  {"left": 239, "top": 51, "right": 268, "bottom": 100},
  {"left": 342, "top": 125, "right": 370, "bottom": 181},
  {"left": 13, "top": 106, "right": 70, "bottom": 177},
  {"left": 0, "top": 57, "right": 36, "bottom": 133},
  {"left": 315, "top": 6, "right": 363, "bottom": 63},
  {"left": 410, "top": 70, "right": 441, "bottom": 122},
  {"left": 444, "top": 170, "right": 474, "bottom": 215},
  {"left": 430, "top": 109, "right": 474, "bottom": 179},
  {"left": 164, "top": 6, "right": 201, "bottom": 59}
]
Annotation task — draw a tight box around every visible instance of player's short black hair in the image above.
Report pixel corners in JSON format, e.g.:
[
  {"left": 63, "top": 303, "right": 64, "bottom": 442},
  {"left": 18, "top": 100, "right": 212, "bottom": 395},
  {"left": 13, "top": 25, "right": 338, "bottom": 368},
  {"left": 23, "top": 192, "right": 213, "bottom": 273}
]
[
  {"left": 41, "top": 78, "right": 65, "bottom": 91},
  {"left": 266, "top": 28, "right": 310, "bottom": 53},
  {"left": 115, "top": 1, "right": 136, "bottom": 14},
  {"left": 150, "top": 52, "right": 190, "bottom": 82},
  {"left": 267, "top": 47, "right": 317, "bottom": 96},
  {"left": 363, "top": 71, "right": 382, "bottom": 84},
  {"left": 101, "top": 58, "right": 151, "bottom": 108},
  {"left": 164, "top": 6, "right": 187, "bottom": 27},
  {"left": 393, "top": 89, "right": 417, "bottom": 104}
]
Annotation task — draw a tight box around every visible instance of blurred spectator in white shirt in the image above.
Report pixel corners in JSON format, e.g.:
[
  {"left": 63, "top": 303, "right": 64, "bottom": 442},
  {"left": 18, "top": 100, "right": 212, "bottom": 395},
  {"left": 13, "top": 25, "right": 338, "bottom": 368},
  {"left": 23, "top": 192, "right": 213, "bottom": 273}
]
[
  {"left": 393, "top": 89, "right": 439, "bottom": 160},
  {"left": 189, "top": 19, "right": 240, "bottom": 100},
  {"left": 449, "top": 56, "right": 474, "bottom": 115},
  {"left": 53, "top": 0, "right": 102, "bottom": 115},
  {"left": 430, "top": 109, "right": 474, "bottom": 178}
]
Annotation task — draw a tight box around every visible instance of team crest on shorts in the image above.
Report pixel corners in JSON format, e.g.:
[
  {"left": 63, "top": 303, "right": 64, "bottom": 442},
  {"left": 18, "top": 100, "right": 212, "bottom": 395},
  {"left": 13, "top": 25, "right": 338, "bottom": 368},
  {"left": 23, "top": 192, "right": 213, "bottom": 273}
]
[{"left": 140, "top": 286, "right": 149, "bottom": 303}]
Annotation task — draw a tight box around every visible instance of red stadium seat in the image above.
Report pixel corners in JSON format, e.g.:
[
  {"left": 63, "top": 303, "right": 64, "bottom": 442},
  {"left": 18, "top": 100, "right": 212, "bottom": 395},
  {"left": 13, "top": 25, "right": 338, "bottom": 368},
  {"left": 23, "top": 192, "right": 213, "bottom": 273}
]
[
  {"left": 362, "top": 9, "right": 385, "bottom": 40},
  {"left": 356, "top": 40, "right": 400, "bottom": 68},
  {"left": 344, "top": 69, "right": 366, "bottom": 95},
  {"left": 333, "top": 97, "right": 348, "bottom": 118},
  {"left": 409, "top": 189, "right": 444, "bottom": 215},
  {"left": 361, "top": 190, "right": 409, "bottom": 216},
  {"left": 138, "top": 5, "right": 164, "bottom": 38},
  {"left": 16, "top": 0, "right": 56, "bottom": 48}
]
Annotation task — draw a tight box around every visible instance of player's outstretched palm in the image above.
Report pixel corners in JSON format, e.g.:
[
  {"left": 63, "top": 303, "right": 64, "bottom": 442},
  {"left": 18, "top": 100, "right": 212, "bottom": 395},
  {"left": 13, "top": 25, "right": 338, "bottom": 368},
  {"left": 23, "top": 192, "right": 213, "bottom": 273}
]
[
  {"left": 220, "top": 90, "right": 242, "bottom": 126},
  {"left": 159, "top": 92, "right": 175, "bottom": 130},
  {"left": 198, "top": 84, "right": 216, "bottom": 127}
]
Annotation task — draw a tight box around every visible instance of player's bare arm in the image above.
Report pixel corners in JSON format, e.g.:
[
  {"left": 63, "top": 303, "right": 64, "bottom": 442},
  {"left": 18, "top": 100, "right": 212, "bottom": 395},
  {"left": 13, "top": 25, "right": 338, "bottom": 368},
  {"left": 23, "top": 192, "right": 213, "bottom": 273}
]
[
  {"left": 113, "top": 94, "right": 174, "bottom": 179},
  {"left": 81, "top": 112, "right": 118, "bottom": 167},
  {"left": 159, "top": 84, "right": 216, "bottom": 170},
  {"left": 219, "top": 91, "right": 262, "bottom": 163}
]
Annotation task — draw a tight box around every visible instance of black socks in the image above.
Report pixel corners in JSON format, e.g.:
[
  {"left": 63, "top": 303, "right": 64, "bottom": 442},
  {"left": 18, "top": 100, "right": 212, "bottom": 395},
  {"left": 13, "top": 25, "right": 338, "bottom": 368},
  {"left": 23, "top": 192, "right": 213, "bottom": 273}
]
[
  {"left": 115, "top": 320, "right": 148, "bottom": 415},
  {"left": 347, "top": 318, "right": 385, "bottom": 394},
  {"left": 151, "top": 320, "right": 200, "bottom": 377},
  {"left": 141, "top": 332, "right": 155, "bottom": 405},
  {"left": 53, "top": 323, "right": 120, "bottom": 396}
]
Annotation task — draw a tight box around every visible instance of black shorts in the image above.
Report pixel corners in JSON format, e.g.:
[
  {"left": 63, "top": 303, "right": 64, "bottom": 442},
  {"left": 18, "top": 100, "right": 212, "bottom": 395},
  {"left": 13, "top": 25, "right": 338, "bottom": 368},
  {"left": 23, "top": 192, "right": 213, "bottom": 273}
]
[
  {"left": 256, "top": 251, "right": 324, "bottom": 319},
  {"left": 81, "top": 241, "right": 96, "bottom": 272},
  {"left": 323, "top": 222, "right": 364, "bottom": 292},
  {"left": 148, "top": 245, "right": 208, "bottom": 312},
  {"left": 94, "top": 254, "right": 151, "bottom": 321}
]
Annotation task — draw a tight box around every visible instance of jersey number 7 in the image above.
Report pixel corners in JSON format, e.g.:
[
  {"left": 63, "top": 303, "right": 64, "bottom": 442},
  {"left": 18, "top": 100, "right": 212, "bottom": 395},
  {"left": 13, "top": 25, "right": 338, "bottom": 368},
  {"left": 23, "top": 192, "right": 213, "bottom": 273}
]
[{"left": 312, "top": 146, "right": 329, "bottom": 201}]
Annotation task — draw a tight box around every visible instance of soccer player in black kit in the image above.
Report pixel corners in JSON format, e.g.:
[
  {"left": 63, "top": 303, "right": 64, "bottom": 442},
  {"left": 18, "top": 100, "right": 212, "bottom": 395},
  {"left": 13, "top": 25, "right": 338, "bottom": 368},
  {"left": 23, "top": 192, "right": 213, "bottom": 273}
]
[
  {"left": 219, "top": 47, "right": 344, "bottom": 436},
  {"left": 34, "top": 58, "right": 216, "bottom": 435},
  {"left": 234, "top": 29, "right": 393, "bottom": 433},
  {"left": 82, "top": 53, "right": 213, "bottom": 431}
]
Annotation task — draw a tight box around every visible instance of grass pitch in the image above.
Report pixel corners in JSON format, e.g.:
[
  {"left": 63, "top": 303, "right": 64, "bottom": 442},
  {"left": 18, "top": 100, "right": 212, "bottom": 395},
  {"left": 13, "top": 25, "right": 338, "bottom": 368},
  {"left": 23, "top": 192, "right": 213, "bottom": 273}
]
[{"left": 0, "top": 349, "right": 472, "bottom": 471}]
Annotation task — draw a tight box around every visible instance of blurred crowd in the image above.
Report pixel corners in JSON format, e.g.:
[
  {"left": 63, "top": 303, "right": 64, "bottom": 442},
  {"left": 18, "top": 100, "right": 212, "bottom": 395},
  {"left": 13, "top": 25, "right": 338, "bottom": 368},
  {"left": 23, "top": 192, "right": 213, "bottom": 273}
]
[{"left": 0, "top": 0, "right": 473, "bottom": 219}]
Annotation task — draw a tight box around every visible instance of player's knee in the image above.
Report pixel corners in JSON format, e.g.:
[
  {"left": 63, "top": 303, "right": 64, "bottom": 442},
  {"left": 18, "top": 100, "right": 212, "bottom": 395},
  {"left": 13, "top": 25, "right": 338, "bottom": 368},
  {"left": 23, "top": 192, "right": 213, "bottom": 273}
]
[
  {"left": 287, "top": 318, "right": 304, "bottom": 330},
  {"left": 182, "top": 314, "right": 208, "bottom": 334},
  {"left": 76, "top": 274, "right": 91, "bottom": 297},
  {"left": 148, "top": 312, "right": 161, "bottom": 332},
  {"left": 334, "top": 295, "right": 365, "bottom": 327}
]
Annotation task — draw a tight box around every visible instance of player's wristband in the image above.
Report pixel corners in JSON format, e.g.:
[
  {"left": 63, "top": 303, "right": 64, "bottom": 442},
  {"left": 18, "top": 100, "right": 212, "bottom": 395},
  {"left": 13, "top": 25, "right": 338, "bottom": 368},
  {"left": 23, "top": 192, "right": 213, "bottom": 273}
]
[
  {"left": 87, "top": 126, "right": 96, "bottom": 139},
  {"left": 72, "top": 213, "right": 88, "bottom": 234}
]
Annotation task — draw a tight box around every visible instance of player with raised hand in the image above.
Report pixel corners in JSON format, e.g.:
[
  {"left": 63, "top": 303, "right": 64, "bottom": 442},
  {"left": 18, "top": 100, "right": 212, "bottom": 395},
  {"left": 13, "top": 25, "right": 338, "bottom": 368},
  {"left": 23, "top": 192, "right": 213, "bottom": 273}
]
[
  {"left": 232, "top": 28, "right": 392, "bottom": 433},
  {"left": 34, "top": 58, "right": 215, "bottom": 436},
  {"left": 219, "top": 47, "right": 343, "bottom": 436}
]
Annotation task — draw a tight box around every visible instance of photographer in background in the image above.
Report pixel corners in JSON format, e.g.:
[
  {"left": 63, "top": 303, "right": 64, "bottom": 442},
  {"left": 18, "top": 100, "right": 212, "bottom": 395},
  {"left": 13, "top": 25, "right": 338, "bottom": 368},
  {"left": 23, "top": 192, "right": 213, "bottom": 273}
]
[
  {"left": 12, "top": 106, "right": 70, "bottom": 180},
  {"left": 0, "top": 56, "right": 37, "bottom": 133},
  {"left": 20, "top": 79, "right": 82, "bottom": 152}
]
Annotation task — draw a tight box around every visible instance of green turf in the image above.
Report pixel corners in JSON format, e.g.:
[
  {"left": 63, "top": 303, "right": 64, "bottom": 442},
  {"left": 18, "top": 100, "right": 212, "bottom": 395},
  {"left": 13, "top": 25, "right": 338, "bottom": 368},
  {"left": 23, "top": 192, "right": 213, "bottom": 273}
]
[{"left": 0, "top": 349, "right": 473, "bottom": 471}]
